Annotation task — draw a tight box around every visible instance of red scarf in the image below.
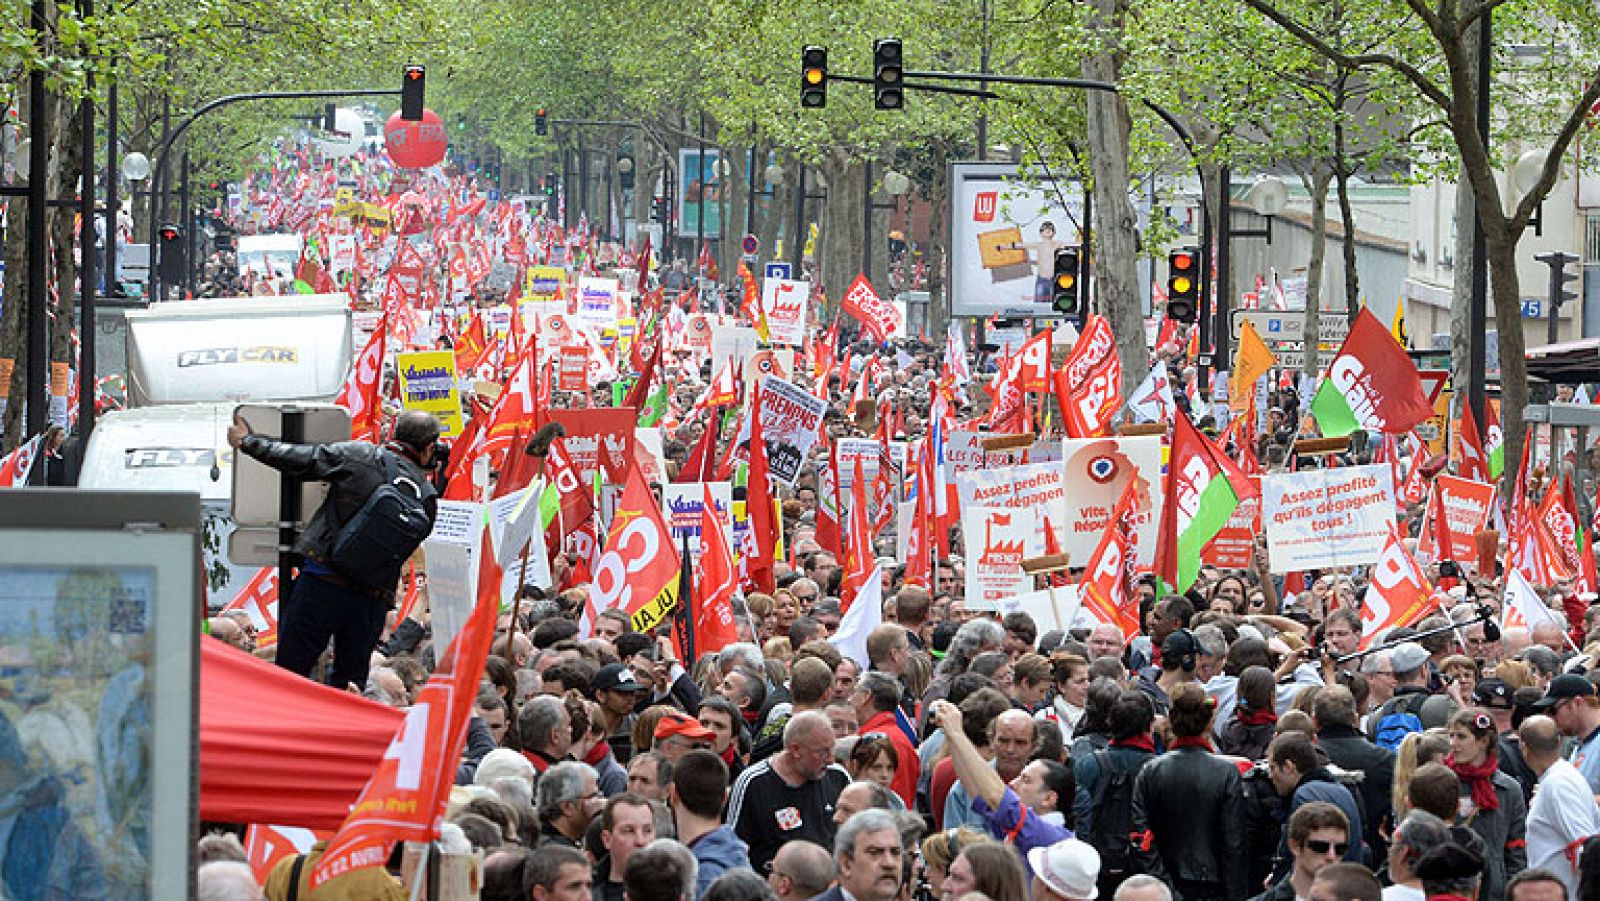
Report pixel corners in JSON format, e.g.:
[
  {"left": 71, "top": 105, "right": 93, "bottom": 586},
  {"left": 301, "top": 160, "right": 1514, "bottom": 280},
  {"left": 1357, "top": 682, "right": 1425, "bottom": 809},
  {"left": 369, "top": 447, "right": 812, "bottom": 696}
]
[
  {"left": 1426, "top": 895, "right": 1475, "bottom": 901},
  {"left": 583, "top": 740, "right": 612, "bottom": 768},
  {"left": 1237, "top": 707, "right": 1278, "bottom": 727},
  {"left": 1170, "top": 735, "right": 1214, "bottom": 751},
  {"left": 1445, "top": 752, "right": 1500, "bottom": 811},
  {"left": 721, "top": 743, "right": 738, "bottom": 769},
  {"left": 1112, "top": 735, "right": 1156, "bottom": 753}
]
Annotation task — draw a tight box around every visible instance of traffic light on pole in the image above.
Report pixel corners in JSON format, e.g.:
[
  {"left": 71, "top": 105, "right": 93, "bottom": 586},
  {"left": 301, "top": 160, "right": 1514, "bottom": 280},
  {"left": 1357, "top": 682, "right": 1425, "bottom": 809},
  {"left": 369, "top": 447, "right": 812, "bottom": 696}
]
[
  {"left": 401, "top": 64, "right": 426, "bottom": 121},
  {"left": 157, "top": 223, "right": 185, "bottom": 285},
  {"left": 545, "top": 172, "right": 558, "bottom": 196},
  {"left": 535, "top": 108, "right": 549, "bottom": 136},
  {"left": 873, "top": 39, "right": 903, "bottom": 110},
  {"left": 801, "top": 46, "right": 828, "bottom": 108},
  {"left": 1051, "top": 247, "right": 1080, "bottom": 316},
  {"left": 1166, "top": 247, "right": 1199, "bottom": 323}
]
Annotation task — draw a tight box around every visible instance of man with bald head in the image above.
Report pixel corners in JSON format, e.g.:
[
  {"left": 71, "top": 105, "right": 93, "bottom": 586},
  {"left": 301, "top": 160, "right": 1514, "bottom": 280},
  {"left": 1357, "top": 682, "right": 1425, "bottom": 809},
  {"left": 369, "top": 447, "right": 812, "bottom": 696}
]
[
  {"left": 768, "top": 840, "right": 835, "bottom": 901},
  {"left": 1087, "top": 623, "right": 1125, "bottom": 662},
  {"left": 945, "top": 708, "right": 1038, "bottom": 829},
  {"left": 727, "top": 710, "right": 851, "bottom": 872},
  {"left": 207, "top": 616, "right": 248, "bottom": 651},
  {"left": 1520, "top": 714, "right": 1600, "bottom": 895}
]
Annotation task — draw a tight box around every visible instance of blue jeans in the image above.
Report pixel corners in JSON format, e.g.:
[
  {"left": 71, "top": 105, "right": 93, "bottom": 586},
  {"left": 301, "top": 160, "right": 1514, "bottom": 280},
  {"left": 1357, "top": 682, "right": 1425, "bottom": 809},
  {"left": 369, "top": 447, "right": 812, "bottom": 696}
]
[{"left": 274, "top": 572, "right": 389, "bottom": 691}]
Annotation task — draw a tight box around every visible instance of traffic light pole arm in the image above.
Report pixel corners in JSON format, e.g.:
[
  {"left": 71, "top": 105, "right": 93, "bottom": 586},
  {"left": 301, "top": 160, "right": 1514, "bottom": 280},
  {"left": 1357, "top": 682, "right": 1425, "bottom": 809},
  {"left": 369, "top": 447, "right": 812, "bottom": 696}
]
[{"left": 148, "top": 87, "right": 401, "bottom": 300}]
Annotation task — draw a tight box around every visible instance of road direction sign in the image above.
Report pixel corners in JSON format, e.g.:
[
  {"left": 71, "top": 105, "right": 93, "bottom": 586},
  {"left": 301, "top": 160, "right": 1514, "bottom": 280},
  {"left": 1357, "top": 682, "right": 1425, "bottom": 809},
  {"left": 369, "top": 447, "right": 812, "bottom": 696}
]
[{"left": 1229, "top": 310, "right": 1351, "bottom": 344}]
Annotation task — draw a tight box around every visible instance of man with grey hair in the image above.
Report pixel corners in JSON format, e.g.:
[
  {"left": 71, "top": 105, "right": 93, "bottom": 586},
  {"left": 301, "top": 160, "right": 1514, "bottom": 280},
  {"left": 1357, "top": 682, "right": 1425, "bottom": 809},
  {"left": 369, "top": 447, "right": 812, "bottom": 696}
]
[
  {"left": 196, "top": 860, "right": 263, "bottom": 901},
  {"left": 622, "top": 838, "right": 698, "bottom": 901},
  {"left": 768, "top": 840, "right": 836, "bottom": 901},
  {"left": 534, "top": 761, "right": 602, "bottom": 848},
  {"left": 920, "top": 618, "right": 1005, "bottom": 733},
  {"left": 519, "top": 695, "right": 572, "bottom": 775},
  {"left": 1114, "top": 874, "right": 1174, "bottom": 901},
  {"left": 810, "top": 809, "right": 903, "bottom": 901},
  {"left": 1191, "top": 624, "right": 1229, "bottom": 682},
  {"left": 1384, "top": 810, "right": 1453, "bottom": 900},
  {"left": 851, "top": 670, "right": 919, "bottom": 806},
  {"left": 718, "top": 642, "right": 766, "bottom": 677},
  {"left": 1360, "top": 649, "right": 1398, "bottom": 716},
  {"left": 728, "top": 710, "right": 851, "bottom": 872}
]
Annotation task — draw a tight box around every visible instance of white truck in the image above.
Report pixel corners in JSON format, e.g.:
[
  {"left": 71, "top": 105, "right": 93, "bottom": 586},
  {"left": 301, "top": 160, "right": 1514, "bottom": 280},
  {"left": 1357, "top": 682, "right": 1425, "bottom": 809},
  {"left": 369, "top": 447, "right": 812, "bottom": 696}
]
[{"left": 78, "top": 295, "right": 353, "bottom": 607}]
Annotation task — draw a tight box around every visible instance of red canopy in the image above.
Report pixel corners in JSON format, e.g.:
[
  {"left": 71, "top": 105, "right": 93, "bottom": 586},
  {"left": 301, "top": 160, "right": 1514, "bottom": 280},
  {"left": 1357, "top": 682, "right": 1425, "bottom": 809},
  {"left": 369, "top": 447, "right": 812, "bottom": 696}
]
[{"left": 199, "top": 640, "right": 403, "bottom": 830}]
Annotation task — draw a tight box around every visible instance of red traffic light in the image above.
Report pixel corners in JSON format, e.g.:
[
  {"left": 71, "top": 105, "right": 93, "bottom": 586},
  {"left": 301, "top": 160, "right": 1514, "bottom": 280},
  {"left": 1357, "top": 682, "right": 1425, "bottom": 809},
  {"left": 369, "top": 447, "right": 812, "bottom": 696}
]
[
  {"left": 158, "top": 225, "right": 181, "bottom": 242},
  {"left": 1171, "top": 251, "right": 1194, "bottom": 271},
  {"left": 405, "top": 67, "right": 423, "bottom": 81}
]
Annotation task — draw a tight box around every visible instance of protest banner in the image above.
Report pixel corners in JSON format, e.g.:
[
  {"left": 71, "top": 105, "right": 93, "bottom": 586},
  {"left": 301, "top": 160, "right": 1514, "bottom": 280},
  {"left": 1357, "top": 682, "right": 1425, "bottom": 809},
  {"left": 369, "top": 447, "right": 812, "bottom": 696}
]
[
  {"left": 743, "top": 347, "right": 793, "bottom": 393},
  {"left": 838, "top": 437, "right": 909, "bottom": 504},
  {"left": 686, "top": 313, "right": 718, "bottom": 350},
  {"left": 1202, "top": 492, "right": 1262, "bottom": 569},
  {"left": 962, "top": 504, "right": 1044, "bottom": 610},
  {"left": 760, "top": 279, "right": 810, "bottom": 346},
  {"left": 1262, "top": 464, "right": 1396, "bottom": 572},
  {"left": 994, "top": 585, "right": 1101, "bottom": 633},
  {"left": 547, "top": 408, "right": 639, "bottom": 484},
  {"left": 1058, "top": 437, "right": 1163, "bottom": 567},
  {"left": 525, "top": 265, "right": 565, "bottom": 302},
  {"left": 395, "top": 350, "right": 463, "bottom": 437},
  {"left": 662, "top": 482, "right": 734, "bottom": 558},
  {"left": 841, "top": 274, "right": 903, "bottom": 343},
  {"left": 943, "top": 430, "right": 1037, "bottom": 473},
  {"left": 729, "top": 376, "right": 828, "bottom": 485},
  {"left": 558, "top": 346, "right": 588, "bottom": 391},
  {"left": 575, "top": 277, "right": 621, "bottom": 331},
  {"left": 1415, "top": 474, "right": 1497, "bottom": 563}
]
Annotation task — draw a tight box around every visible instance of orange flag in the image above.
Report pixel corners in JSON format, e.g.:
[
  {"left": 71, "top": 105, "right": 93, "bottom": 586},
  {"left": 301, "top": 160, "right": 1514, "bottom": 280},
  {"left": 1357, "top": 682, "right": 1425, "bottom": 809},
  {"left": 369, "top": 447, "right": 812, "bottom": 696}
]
[
  {"left": 1359, "top": 522, "right": 1436, "bottom": 648},
  {"left": 335, "top": 312, "right": 387, "bottom": 442}
]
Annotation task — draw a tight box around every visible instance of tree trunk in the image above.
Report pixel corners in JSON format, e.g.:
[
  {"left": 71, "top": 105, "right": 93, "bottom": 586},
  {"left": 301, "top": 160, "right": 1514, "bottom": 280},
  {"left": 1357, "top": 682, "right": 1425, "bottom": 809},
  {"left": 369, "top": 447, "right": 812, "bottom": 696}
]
[
  {"left": 1485, "top": 224, "right": 1528, "bottom": 480},
  {"left": 926, "top": 144, "right": 952, "bottom": 336},
  {"left": 1082, "top": 0, "right": 1150, "bottom": 400},
  {"left": 816, "top": 153, "right": 865, "bottom": 303},
  {"left": 757, "top": 160, "right": 792, "bottom": 268},
  {"left": 1301, "top": 163, "right": 1332, "bottom": 376},
  {"left": 1333, "top": 140, "right": 1361, "bottom": 315},
  {"left": 1449, "top": 175, "right": 1474, "bottom": 418}
]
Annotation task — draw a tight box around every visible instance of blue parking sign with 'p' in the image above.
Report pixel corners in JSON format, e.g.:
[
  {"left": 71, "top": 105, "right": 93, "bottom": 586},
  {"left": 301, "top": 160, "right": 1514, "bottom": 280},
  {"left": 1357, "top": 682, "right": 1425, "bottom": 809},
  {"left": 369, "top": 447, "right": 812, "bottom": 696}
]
[{"left": 764, "top": 262, "right": 792, "bottom": 281}]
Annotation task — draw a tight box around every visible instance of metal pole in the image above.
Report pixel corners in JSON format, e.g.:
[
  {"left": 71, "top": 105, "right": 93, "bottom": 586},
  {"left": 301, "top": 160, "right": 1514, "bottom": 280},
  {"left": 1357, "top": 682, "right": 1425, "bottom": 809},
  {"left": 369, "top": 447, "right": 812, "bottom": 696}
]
[
  {"left": 1467, "top": 11, "right": 1491, "bottom": 427},
  {"left": 1080, "top": 185, "right": 1092, "bottom": 324},
  {"left": 746, "top": 143, "right": 758, "bottom": 238},
  {"left": 605, "top": 154, "right": 614, "bottom": 242},
  {"left": 1550, "top": 262, "right": 1563, "bottom": 345},
  {"left": 1216, "top": 165, "right": 1232, "bottom": 374},
  {"left": 278, "top": 407, "right": 304, "bottom": 615},
  {"left": 862, "top": 159, "right": 873, "bottom": 284},
  {"left": 180, "top": 146, "right": 191, "bottom": 298},
  {"left": 791, "top": 164, "right": 807, "bottom": 269},
  {"left": 562, "top": 146, "right": 573, "bottom": 229},
  {"left": 977, "top": 0, "right": 989, "bottom": 160},
  {"left": 79, "top": 0, "right": 97, "bottom": 437},
  {"left": 25, "top": 0, "right": 50, "bottom": 438},
  {"left": 1196, "top": 184, "right": 1215, "bottom": 400},
  {"left": 105, "top": 62, "right": 119, "bottom": 299}
]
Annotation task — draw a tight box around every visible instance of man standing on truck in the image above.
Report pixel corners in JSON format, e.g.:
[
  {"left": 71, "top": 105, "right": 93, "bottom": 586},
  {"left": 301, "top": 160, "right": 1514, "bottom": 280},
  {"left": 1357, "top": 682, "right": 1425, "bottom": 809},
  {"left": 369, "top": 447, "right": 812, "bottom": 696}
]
[{"left": 227, "top": 409, "right": 441, "bottom": 691}]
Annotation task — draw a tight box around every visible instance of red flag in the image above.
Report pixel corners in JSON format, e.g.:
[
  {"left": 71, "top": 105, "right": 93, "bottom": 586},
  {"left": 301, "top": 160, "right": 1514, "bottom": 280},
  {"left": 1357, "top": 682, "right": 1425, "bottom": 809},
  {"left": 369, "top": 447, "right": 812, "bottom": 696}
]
[
  {"left": 0, "top": 434, "right": 42, "bottom": 487},
  {"left": 1359, "top": 521, "right": 1437, "bottom": 648},
  {"left": 584, "top": 462, "right": 682, "bottom": 635},
  {"left": 1458, "top": 402, "right": 1490, "bottom": 482},
  {"left": 335, "top": 312, "right": 387, "bottom": 442},
  {"left": 440, "top": 414, "right": 486, "bottom": 501},
  {"left": 1322, "top": 307, "right": 1434, "bottom": 434},
  {"left": 545, "top": 438, "right": 598, "bottom": 571},
  {"left": 841, "top": 456, "right": 875, "bottom": 611},
  {"left": 841, "top": 274, "right": 902, "bottom": 343},
  {"left": 1078, "top": 480, "right": 1141, "bottom": 639},
  {"left": 622, "top": 335, "right": 664, "bottom": 411},
  {"left": 870, "top": 414, "right": 896, "bottom": 537},
  {"left": 744, "top": 384, "right": 777, "bottom": 594},
  {"left": 311, "top": 528, "right": 503, "bottom": 887},
  {"left": 692, "top": 485, "right": 741, "bottom": 655},
  {"left": 481, "top": 343, "right": 541, "bottom": 456},
  {"left": 903, "top": 438, "right": 932, "bottom": 589},
  {"left": 1054, "top": 315, "right": 1122, "bottom": 438},
  {"left": 674, "top": 415, "right": 720, "bottom": 484},
  {"left": 815, "top": 438, "right": 844, "bottom": 557},
  {"left": 1537, "top": 478, "right": 1583, "bottom": 576}
]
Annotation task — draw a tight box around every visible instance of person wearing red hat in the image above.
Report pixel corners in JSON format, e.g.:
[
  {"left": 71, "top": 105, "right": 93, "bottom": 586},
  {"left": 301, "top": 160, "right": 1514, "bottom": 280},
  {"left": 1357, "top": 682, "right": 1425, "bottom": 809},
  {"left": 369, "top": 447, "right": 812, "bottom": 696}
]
[{"left": 653, "top": 711, "right": 715, "bottom": 764}]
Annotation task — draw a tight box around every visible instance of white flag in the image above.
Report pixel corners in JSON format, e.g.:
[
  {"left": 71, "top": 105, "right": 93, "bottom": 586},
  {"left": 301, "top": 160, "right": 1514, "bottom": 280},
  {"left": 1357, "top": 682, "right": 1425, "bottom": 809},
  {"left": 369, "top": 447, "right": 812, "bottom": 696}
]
[
  {"left": 1501, "top": 569, "right": 1566, "bottom": 632},
  {"left": 946, "top": 322, "right": 972, "bottom": 385},
  {"left": 1125, "top": 362, "right": 1177, "bottom": 424},
  {"left": 830, "top": 570, "right": 884, "bottom": 671}
]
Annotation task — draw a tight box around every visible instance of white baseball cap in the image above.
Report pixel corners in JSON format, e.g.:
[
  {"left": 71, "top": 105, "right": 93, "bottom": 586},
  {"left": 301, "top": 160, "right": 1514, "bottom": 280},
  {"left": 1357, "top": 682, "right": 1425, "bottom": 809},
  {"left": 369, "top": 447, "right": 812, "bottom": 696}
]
[{"left": 1027, "top": 838, "right": 1100, "bottom": 900}]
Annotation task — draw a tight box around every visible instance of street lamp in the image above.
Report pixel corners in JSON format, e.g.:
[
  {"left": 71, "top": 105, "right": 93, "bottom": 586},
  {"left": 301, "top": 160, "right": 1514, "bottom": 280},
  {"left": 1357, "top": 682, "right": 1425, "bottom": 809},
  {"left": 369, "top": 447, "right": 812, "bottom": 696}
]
[
  {"left": 882, "top": 169, "right": 911, "bottom": 196},
  {"left": 122, "top": 151, "right": 150, "bottom": 182}
]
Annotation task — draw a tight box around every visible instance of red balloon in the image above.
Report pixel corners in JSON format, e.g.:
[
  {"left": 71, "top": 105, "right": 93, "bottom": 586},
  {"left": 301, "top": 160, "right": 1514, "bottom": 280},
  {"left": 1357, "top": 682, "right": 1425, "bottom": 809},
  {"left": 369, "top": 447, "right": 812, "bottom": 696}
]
[{"left": 384, "top": 109, "right": 448, "bottom": 169}]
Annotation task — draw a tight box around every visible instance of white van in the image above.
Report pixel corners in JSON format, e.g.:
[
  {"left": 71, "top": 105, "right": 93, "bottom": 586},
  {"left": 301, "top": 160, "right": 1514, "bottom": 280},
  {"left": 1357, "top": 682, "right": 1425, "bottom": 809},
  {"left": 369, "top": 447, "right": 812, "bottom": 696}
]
[{"left": 80, "top": 295, "right": 353, "bottom": 607}]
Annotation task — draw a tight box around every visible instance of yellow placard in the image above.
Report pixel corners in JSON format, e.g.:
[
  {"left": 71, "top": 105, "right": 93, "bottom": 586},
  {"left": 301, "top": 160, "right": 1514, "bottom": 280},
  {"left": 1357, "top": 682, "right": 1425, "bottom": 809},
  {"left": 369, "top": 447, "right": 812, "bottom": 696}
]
[{"left": 395, "top": 350, "right": 463, "bottom": 437}]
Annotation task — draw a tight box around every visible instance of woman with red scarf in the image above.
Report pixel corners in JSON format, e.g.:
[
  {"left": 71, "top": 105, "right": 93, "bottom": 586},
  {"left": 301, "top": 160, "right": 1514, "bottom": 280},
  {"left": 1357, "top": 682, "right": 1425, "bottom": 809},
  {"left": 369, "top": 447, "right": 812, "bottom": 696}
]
[
  {"left": 1219, "top": 666, "right": 1278, "bottom": 760},
  {"left": 1446, "top": 706, "right": 1528, "bottom": 901}
]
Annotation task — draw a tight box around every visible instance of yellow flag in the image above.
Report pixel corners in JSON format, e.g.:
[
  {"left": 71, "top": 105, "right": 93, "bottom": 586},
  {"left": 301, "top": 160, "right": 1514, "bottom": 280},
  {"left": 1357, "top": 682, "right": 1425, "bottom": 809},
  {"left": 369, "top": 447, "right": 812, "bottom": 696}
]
[
  {"left": 1391, "top": 300, "right": 1409, "bottom": 348},
  {"left": 1228, "top": 319, "right": 1277, "bottom": 411}
]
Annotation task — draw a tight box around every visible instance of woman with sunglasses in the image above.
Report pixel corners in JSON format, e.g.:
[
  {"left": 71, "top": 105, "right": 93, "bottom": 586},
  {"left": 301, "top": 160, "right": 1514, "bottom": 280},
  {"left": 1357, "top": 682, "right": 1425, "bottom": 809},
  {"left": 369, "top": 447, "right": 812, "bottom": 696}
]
[{"left": 1445, "top": 706, "right": 1528, "bottom": 901}]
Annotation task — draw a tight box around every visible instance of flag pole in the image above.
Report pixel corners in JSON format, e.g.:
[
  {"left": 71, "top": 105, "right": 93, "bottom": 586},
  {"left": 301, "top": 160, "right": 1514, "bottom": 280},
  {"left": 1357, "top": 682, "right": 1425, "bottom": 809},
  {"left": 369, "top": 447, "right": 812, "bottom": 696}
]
[{"left": 676, "top": 529, "right": 696, "bottom": 664}]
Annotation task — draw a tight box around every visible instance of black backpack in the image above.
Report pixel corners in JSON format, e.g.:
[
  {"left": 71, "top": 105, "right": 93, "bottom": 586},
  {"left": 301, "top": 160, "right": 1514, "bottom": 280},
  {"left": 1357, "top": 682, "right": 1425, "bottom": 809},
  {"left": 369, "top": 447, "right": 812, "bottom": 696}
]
[
  {"left": 328, "top": 451, "right": 436, "bottom": 591},
  {"left": 1085, "top": 749, "right": 1149, "bottom": 896}
]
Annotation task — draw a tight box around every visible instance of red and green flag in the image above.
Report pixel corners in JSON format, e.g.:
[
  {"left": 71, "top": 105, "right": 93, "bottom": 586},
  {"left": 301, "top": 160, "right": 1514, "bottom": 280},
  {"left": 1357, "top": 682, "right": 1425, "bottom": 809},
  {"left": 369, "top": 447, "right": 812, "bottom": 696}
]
[
  {"left": 1309, "top": 308, "right": 1433, "bottom": 436},
  {"left": 1154, "top": 409, "right": 1259, "bottom": 593}
]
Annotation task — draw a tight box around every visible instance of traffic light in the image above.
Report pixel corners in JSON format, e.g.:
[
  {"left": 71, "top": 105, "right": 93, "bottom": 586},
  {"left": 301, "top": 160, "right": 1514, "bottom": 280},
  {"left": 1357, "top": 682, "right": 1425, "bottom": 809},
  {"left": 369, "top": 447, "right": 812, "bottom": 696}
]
[
  {"left": 401, "top": 64, "right": 426, "bottom": 121},
  {"left": 801, "top": 46, "right": 828, "bottom": 108},
  {"left": 1051, "top": 247, "right": 1080, "bottom": 316},
  {"left": 323, "top": 103, "right": 336, "bottom": 132},
  {"left": 535, "top": 108, "right": 549, "bottom": 136},
  {"left": 544, "top": 172, "right": 558, "bottom": 196},
  {"left": 157, "top": 223, "right": 185, "bottom": 286},
  {"left": 873, "top": 39, "right": 903, "bottom": 110},
  {"left": 1166, "top": 247, "right": 1199, "bottom": 323}
]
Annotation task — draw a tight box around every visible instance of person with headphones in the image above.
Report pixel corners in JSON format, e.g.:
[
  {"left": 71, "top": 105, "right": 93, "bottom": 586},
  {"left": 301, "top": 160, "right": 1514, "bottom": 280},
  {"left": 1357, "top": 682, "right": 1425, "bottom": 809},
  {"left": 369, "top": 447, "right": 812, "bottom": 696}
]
[{"left": 1135, "top": 629, "right": 1203, "bottom": 717}]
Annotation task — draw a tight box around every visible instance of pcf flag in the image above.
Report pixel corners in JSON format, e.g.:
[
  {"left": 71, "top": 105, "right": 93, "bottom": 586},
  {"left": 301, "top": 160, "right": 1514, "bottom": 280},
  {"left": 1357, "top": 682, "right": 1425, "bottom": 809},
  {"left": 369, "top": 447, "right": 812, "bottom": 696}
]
[{"left": 1054, "top": 315, "right": 1122, "bottom": 438}]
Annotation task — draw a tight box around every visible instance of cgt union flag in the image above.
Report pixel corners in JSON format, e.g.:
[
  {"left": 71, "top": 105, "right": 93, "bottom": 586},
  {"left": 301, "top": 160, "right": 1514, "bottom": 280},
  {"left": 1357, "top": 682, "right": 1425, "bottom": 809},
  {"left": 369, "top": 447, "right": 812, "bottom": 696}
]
[{"left": 841, "top": 274, "right": 903, "bottom": 343}]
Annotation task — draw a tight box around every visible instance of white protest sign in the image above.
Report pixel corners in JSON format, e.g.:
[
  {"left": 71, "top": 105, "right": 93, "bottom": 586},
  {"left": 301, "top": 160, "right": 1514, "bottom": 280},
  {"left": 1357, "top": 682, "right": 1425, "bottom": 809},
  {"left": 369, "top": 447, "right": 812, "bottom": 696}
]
[
  {"left": 962, "top": 504, "right": 1043, "bottom": 610},
  {"left": 1262, "top": 464, "right": 1396, "bottom": 573},
  {"left": 954, "top": 462, "right": 1069, "bottom": 552},
  {"left": 731, "top": 376, "right": 828, "bottom": 485},
  {"left": 943, "top": 430, "right": 1033, "bottom": 474},
  {"left": 661, "top": 482, "right": 734, "bottom": 558},
  {"left": 711, "top": 325, "right": 759, "bottom": 374},
  {"left": 1057, "top": 437, "right": 1164, "bottom": 567},
  {"left": 760, "top": 279, "right": 810, "bottom": 346},
  {"left": 837, "top": 437, "right": 910, "bottom": 509},
  {"left": 575, "top": 277, "right": 621, "bottom": 331},
  {"left": 994, "top": 586, "right": 1102, "bottom": 633}
]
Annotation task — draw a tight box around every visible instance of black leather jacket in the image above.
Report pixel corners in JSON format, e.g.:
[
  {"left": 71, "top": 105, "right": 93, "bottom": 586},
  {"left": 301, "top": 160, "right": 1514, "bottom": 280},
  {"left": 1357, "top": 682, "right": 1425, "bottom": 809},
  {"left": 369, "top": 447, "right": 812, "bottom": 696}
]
[
  {"left": 1131, "top": 746, "right": 1248, "bottom": 901},
  {"left": 238, "top": 435, "right": 437, "bottom": 594}
]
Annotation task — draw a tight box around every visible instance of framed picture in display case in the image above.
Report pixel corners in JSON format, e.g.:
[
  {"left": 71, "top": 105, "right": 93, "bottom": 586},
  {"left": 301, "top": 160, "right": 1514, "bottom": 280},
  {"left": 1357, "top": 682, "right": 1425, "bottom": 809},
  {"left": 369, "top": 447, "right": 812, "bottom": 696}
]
[{"left": 0, "top": 490, "right": 201, "bottom": 900}]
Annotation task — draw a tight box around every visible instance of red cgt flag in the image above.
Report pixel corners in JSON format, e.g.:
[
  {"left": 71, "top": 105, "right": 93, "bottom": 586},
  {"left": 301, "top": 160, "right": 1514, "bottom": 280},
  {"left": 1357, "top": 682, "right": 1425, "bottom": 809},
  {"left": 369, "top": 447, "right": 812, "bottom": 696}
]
[
  {"left": 311, "top": 528, "right": 503, "bottom": 888},
  {"left": 335, "top": 312, "right": 387, "bottom": 442},
  {"left": 841, "top": 274, "right": 903, "bottom": 343},
  {"left": 692, "top": 484, "right": 742, "bottom": 655}
]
